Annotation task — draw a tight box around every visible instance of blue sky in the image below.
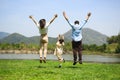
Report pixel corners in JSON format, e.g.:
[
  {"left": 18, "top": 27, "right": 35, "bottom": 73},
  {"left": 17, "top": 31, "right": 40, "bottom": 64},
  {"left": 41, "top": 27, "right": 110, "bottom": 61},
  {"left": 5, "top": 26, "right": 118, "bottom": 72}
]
[{"left": 0, "top": 0, "right": 120, "bottom": 37}]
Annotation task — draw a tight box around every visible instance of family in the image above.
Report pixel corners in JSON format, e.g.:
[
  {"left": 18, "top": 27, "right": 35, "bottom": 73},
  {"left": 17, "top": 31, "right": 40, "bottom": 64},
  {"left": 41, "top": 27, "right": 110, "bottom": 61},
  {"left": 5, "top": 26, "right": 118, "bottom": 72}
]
[{"left": 29, "top": 11, "right": 91, "bottom": 67}]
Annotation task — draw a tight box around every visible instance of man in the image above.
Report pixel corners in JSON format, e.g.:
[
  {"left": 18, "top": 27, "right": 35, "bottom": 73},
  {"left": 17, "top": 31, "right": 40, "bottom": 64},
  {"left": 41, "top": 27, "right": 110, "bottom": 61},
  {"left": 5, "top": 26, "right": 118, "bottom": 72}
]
[{"left": 63, "top": 11, "right": 91, "bottom": 65}]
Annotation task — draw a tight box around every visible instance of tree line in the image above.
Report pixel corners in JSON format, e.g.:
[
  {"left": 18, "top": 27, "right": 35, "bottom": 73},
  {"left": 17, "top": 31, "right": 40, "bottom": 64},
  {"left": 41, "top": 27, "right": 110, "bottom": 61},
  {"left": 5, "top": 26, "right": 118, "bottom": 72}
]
[
  {"left": 107, "top": 33, "right": 120, "bottom": 53},
  {"left": 107, "top": 34, "right": 120, "bottom": 44},
  {"left": 0, "top": 33, "right": 120, "bottom": 54}
]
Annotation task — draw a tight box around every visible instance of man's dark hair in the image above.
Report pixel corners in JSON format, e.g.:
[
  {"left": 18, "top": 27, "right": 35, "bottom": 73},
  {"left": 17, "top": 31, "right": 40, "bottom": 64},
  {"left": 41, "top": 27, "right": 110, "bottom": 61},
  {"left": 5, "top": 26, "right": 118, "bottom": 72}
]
[
  {"left": 39, "top": 19, "right": 46, "bottom": 29},
  {"left": 74, "top": 20, "right": 79, "bottom": 25}
]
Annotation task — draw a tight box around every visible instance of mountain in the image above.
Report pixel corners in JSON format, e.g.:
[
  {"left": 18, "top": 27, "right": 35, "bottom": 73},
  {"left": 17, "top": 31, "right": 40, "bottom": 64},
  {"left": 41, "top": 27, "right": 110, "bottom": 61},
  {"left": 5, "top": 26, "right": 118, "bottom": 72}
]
[
  {"left": 64, "top": 28, "right": 108, "bottom": 45},
  {"left": 0, "top": 32, "right": 10, "bottom": 39},
  {"left": 0, "top": 28, "right": 108, "bottom": 45},
  {"left": 0, "top": 33, "right": 29, "bottom": 44},
  {"left": 0, "top": 33, "right": 56, "bottom": 44}
]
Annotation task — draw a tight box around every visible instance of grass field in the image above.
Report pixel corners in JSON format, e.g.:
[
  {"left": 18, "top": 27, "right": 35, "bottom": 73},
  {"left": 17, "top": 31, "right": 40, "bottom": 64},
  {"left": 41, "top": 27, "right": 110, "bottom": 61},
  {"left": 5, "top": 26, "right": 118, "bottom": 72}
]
[{"left": 0, "top": 60, "right": 120, "bottom": 80}]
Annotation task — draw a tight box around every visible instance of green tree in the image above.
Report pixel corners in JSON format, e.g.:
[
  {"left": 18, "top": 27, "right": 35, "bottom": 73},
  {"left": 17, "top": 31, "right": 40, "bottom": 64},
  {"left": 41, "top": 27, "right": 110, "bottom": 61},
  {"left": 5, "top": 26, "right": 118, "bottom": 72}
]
[
  {"left": 97, "top": 44, "right": 106, "bottom": 52},
  {"left": 115, "top": 43, "right": 120, "bottom": 53},
  {"left": 107, "top": 33, "right": 120, "bottom": 44},
  {"left": 64, "top": 42, "right": 72, "bottom": 51}
]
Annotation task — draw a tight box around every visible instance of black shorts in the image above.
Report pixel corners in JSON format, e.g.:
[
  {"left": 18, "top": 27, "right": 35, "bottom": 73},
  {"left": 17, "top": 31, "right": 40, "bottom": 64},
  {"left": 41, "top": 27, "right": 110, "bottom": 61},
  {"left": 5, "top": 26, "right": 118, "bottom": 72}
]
[{"left": 72, "top": 40, "right": 82, "bottom": 50}]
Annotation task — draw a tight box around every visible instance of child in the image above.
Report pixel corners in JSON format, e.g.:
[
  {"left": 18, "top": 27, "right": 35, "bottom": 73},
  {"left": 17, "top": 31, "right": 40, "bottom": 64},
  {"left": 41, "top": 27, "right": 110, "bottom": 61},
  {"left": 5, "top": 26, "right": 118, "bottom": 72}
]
[
  {"left": 29, "top": 14, "right": 58, "bottom": 63},
  {"left": 54, "top": 35, "right": 65, "bottom": 68},
  {"left": 63, "top": 11, "right": 91, "bottom": 65}
]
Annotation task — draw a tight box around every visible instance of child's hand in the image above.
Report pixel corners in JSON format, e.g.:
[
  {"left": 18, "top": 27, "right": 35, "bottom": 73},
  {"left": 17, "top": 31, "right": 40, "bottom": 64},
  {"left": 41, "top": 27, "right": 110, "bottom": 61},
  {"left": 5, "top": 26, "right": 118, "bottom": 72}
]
[
  {"left": 54, "top": 14, "right": 58, "bottom": 18},
  {"left": 29, "top": 15, "right": 33, "bottom": 19}
]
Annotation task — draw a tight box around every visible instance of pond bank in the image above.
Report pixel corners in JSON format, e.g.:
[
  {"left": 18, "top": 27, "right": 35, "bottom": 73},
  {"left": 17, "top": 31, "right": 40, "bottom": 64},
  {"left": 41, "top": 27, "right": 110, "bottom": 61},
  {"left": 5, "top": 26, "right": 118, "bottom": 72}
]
[{"left": 0, "top": 53, "right": 120, "bottom": 64}]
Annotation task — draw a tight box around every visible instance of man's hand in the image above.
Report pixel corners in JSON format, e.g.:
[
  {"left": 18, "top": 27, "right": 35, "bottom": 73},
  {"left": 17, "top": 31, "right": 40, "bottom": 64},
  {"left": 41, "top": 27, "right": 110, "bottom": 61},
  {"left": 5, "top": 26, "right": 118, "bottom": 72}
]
[
  {"left": 87, "top": 12, "right": 91, "bottom": 17},
  {"left": 86, "top": 12, "right": 91, "bottom": 21},
  {"left": 63, "top": 11, "right": 66, "bottom": 16},
  {"left": 63, "top": 11, "right": 68, "bottom": 21}
]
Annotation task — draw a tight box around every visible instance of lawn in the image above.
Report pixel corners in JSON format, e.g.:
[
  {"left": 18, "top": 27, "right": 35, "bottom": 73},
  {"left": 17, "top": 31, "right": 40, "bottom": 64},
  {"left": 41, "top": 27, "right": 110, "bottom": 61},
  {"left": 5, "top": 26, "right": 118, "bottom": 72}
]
[{"left": 0, "top": 60, "right": 120, "bottom": 80}]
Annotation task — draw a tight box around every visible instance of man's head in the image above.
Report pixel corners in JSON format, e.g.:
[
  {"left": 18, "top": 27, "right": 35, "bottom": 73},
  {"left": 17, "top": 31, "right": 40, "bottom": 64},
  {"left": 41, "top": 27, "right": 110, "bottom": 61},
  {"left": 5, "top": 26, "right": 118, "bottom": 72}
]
[
  {"left": 74, "top": 20, "right": 79, "bottom": 25},
  {"left": 39, "top": 19, "right": 46, "bottom": 29}
]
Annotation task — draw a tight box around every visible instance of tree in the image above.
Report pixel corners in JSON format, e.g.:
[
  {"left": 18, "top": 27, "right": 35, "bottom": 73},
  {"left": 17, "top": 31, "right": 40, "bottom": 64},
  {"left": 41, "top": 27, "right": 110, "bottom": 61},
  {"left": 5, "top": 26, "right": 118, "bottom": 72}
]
[
  {"left": 115, "top": 33, "right": 120, "bottom": 53},
  {"left": 115, "top": 43, "right": 120, "bottom": 53},
  {"left": 97, "top": 44, "right": 106, "bottom": 52},
  {"left": 107, "top": 33, "right": 120, "bottom": 44}
]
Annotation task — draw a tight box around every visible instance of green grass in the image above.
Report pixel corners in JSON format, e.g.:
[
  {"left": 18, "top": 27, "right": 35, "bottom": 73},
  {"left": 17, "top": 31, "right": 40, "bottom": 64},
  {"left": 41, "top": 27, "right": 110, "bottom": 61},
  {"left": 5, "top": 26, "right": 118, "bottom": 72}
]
[{"left": 0, "top": 60, "right": 120, "bottom": 80}]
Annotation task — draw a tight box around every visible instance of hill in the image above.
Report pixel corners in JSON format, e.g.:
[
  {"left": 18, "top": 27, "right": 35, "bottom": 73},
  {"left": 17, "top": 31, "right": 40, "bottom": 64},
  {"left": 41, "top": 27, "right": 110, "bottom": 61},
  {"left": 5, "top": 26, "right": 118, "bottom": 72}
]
[
  {"left": 0, "top": 28, "right": 108, "bottom": 45},
  {"left": 0, "top": 33, "right": 56, "bottom": 44},
  {"left": 0, "top": 33, "right": 29, "bottom": 44},
  {"left": 0, "top": 32, "right": 10, "bottom": 39},
  {"left": 64, "top": 28, "right": 108, "bottom": 45}
]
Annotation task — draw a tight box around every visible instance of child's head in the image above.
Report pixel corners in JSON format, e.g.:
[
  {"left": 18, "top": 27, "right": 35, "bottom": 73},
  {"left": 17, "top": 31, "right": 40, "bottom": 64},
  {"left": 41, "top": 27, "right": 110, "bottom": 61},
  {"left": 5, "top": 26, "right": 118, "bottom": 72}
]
[
  {"left": 58, "top": 35, "right": 64, "bottom": 44},
  {"left": 74, "top": 20, "right": 79, "bottom": 25},
  {"left": 39, "top": 19, "right": 46, "bottom": 29}
]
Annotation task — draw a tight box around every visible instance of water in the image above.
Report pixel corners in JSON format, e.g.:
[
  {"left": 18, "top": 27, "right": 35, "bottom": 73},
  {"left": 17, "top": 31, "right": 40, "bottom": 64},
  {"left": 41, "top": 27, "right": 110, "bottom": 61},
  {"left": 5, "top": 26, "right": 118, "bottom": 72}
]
[{"left": 0, "top": 53, "right": 120, "bottom": 63}]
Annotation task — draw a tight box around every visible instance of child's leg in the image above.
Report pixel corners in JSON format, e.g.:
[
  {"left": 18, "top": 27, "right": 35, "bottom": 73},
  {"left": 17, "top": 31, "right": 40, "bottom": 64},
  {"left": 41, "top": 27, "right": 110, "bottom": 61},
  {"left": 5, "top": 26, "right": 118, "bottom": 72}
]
[
  {"left": 58, "top": 57, "right": 63, "bottom": 68},
  {"left": 57, "top": 53, "right": 64, "bottom": 62},
  {"left": 58, "top": 54, "right": 65, "bottom": 68}
]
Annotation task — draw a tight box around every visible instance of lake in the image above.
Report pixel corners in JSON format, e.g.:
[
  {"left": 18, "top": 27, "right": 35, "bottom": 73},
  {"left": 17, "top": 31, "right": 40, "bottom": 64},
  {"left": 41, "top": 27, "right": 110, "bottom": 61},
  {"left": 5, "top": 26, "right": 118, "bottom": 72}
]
[{"left": 0, "top": 53, "right": 120, "bottom": 63}]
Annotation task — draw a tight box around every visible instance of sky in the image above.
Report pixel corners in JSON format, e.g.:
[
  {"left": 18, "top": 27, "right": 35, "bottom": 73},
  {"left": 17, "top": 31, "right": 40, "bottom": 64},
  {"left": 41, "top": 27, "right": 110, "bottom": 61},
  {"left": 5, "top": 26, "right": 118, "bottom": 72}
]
[{"left": 0, "top": 0, "right": 120, "bottom": 37}]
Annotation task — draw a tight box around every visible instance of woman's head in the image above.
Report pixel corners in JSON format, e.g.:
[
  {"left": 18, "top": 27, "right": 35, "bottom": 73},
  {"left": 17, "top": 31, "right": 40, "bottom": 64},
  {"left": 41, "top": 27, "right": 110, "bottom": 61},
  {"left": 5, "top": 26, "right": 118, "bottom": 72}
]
[{"left": 39, "top": 19, "right": 46, "bottom": 29}]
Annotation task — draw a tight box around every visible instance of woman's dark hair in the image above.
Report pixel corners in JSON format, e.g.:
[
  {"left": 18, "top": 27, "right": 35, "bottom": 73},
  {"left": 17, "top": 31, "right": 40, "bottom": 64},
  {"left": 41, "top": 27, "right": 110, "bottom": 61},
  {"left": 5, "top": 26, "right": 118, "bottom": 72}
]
[
  {"left": 39, "top": 19, "right": 46, "bottom": 29},
  {"left": 74, "top": 20, "right": 79, "bottom": 25}
]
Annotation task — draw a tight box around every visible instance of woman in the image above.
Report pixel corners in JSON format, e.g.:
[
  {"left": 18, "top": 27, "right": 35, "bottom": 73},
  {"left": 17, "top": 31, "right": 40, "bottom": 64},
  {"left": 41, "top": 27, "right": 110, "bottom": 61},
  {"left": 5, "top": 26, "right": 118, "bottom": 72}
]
[{"left": 29, "top": 14, "right": 58, "bottom": 63}]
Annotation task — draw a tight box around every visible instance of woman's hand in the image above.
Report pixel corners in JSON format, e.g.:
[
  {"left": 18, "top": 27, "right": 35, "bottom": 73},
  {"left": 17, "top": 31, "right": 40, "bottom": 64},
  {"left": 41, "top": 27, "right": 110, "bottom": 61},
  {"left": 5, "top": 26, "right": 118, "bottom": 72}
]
[{"left": 29, "top": 15, "right": 33, "bottom": 19}]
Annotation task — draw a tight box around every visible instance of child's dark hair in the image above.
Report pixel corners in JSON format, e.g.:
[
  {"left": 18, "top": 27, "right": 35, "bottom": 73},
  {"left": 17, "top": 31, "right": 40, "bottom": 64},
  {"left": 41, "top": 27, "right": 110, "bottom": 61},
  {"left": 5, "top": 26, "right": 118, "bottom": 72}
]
[
  {"left": 39, "top": 19, "right": 46, "bottom": 29},
  {"left": 74, "top": 20, "right": 79, "bottom": 25},
  {"left": 59, "top": 39, "right": 64, "bottom": 44}
]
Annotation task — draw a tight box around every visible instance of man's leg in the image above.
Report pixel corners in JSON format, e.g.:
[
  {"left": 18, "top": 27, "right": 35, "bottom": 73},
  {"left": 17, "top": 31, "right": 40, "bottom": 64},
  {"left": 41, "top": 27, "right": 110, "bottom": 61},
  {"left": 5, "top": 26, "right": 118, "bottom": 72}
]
[
  {"left": 72, "top": 41, "right": 77, "bottom": 65},
  {"left": 78, "top": 40, "right": 82, "bottom": 64}
]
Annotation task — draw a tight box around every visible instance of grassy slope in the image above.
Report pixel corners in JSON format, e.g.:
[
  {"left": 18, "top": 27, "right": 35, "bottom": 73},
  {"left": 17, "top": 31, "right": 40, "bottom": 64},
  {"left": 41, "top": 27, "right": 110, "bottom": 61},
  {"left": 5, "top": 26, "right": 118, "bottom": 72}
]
[
  {"left": 107, "top": 43, "right": 118, "bottom": 52},
  {"left": 0, "top": 60, "right": 120, "bottom": 80}
]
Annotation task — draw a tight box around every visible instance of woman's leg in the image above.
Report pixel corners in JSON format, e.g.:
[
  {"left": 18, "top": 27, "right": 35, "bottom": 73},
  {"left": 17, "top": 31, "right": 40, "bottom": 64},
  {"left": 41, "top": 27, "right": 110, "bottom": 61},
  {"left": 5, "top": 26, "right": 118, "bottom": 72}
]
[
  {"left": 43, "top": 42, "right": 48, "bottom": 63},
  {"left": 39, "top": 41, "right": 43, "bottom": 63}
]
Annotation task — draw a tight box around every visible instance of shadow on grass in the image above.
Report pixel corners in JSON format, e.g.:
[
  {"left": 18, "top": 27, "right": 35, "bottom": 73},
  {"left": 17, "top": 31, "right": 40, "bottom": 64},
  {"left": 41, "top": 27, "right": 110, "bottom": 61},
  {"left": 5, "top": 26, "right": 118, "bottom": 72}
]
[
  {"left": 66, "top": 66, "right": 82, "bottom": 68},
  {"left": 37, "top": 65, "right": 46, "bottom": 68},
  {"left": 54, "top": 66, "right": 63, "bottom": 68},
  {"left": 42, "top": 71, "right": 57, "bottom": 74}
]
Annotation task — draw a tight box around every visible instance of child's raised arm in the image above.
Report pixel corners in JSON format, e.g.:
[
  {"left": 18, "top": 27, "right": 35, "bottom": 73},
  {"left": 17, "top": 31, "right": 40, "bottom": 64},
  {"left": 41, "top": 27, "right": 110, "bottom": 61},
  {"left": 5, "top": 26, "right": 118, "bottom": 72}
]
[{"left": 29, "top": 15, "right": 39, "bottom": 26}]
